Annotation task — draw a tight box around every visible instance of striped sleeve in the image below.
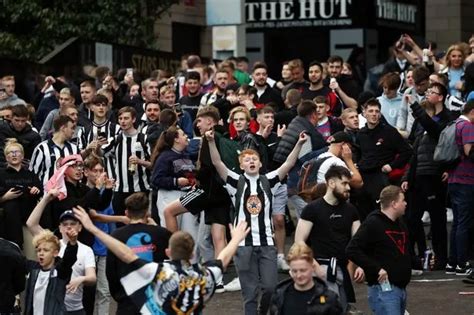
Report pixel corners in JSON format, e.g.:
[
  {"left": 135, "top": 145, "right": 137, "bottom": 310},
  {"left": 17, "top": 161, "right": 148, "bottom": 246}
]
[{"left": 29, "top": 143, "right": 44, "bottom": 176}]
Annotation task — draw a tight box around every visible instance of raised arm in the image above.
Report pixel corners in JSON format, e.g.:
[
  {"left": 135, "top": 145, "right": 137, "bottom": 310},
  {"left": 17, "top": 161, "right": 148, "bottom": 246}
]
[
  {"left": 26, "top": 189, "right": 59, "bottom": 236},
  {"left": 204, "top": 130, "right": 228, "bottom": 181},
  {"left": 276, "top": 132, "right": 308, "bottom": 180},
  {"left": 73, "top": 206, "right": 138, "bottom": 264}
]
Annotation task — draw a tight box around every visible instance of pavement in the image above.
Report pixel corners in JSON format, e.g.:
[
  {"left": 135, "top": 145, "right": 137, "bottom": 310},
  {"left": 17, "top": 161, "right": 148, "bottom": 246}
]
[{"left": 205, "top": 268, "right": 474, "bottom": 314}]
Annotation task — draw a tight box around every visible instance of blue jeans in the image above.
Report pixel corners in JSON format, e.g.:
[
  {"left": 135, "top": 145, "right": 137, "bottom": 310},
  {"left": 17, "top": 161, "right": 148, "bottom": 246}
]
[
  {"left": 368, "top": 284, "right": 407, "bottom": 315},
  {"left": 448, "top": 183, "right": 474, "bottom": 266}
]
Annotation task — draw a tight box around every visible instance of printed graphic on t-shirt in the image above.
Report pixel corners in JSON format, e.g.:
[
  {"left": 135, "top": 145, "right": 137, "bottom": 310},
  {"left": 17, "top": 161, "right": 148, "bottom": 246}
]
[
  {"left": 385, "top": 230, "right": 407, "bottom": 254},
  {"left": 126, "top": 233, "right": 156, "bottom": 262},
  {"left": 246, "top": 195, "right": 262, "bottom": 215}
]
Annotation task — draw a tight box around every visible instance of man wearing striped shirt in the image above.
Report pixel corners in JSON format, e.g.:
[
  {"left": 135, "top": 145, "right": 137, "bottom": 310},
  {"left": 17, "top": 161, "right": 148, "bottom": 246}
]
[
  {"left": 205, "top": 128, "right": 307, "bottom": 315},
  {"left": 29, "top": 115, "right": 78, "bottom": 188},
  {"left": 103, "top": 106, "right": 151, "bottom": 219},
  {"left": 83, "top": 94, "right": 120, "bottom": 179}
]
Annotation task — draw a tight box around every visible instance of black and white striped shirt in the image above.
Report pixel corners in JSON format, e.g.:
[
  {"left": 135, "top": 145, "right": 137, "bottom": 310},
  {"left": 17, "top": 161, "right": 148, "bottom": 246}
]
[
  {"left": 29, "top": 139, "right": 79, "bottom": 188},
  {"left": 84, "top": 120, "right": 121, "bottom": 179},
  {"left": 103, "top": 132, "right": 150, "bottom": 193},
  {"left": 225, "top": 170, "right": 282, "bottom": 247}
]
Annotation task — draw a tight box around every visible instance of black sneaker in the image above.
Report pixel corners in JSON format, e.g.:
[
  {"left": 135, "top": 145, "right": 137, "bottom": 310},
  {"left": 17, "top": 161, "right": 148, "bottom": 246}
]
[
  {"left": 215, "top": 281, "right": 225, "bottom": 294},
  {"left": 445, "top": 263, "right": 456, "bottom": 274},
  {"left": 455, "top": 262, "right": 472, "bottom": 276}
]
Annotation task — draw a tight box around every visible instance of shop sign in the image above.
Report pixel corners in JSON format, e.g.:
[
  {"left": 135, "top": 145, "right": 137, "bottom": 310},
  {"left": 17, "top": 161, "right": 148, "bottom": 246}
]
[{"left": 245, "top": 0, "right": 353, "bottom": 28}]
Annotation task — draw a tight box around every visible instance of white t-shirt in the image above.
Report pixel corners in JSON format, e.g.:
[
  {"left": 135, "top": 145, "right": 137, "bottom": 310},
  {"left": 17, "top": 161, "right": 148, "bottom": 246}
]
[
  {"left": 33, "top": 270, "right": 50, "bottom": 315},
  {"left": 59, "top": 240, "right": 96, "bottom": 311},
  {"left": 316, "top": 152, "right": 350, "bottom": 184}
]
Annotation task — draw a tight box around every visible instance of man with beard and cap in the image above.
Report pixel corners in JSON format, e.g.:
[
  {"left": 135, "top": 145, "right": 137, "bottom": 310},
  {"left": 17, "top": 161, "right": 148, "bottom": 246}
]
[{"left": 295, "top": 165, "right": 364, "bottom": 313}]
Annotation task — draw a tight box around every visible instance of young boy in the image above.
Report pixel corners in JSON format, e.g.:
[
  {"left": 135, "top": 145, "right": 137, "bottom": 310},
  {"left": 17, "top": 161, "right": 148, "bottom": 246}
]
[
  {"left": 204, "top": 129, "right": 307, "bottom": 315},
  {"left": 24, "top": 229, "right": 78, "bottom": 315}
]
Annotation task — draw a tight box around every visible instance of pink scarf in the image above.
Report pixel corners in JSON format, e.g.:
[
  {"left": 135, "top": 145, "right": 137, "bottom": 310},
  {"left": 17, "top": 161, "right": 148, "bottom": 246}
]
[{"left": 44, "top": 154, "right": 83, "bottom": 201}]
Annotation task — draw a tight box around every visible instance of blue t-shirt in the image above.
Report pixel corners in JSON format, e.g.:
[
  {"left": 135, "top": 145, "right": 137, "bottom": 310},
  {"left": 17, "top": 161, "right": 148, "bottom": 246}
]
[
  {"left": 92, "top": 204, "right": 115, "bottom": 256},
  {"left": 448, "top": 68, "right": 464, "bottom": 98}
]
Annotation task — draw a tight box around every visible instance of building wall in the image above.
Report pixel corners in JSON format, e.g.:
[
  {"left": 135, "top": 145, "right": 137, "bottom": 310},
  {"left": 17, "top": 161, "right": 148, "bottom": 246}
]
[
  {"left": 425, "top": 0, "right": 473, "bottom": 50},
  {"left": 154, "top": 0, "right": 212, "bottom": 57}
]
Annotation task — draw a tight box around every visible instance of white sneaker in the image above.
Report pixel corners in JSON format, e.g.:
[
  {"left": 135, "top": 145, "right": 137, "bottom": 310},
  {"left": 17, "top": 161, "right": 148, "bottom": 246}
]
[
  {"left": 224, "top": 277, "right": 241, "bottom": 292},
  {"left": 421, "top": 211, "right": 431, "bottom": 224},
  {"left": 446, "top": 208, "right": 453, "bottom": 223},
  {"left": 277, "top": 255, "right": 290, "bottom": 271},
  {"left": 411, "top": 269, "right": 423, "bottom": 276}
]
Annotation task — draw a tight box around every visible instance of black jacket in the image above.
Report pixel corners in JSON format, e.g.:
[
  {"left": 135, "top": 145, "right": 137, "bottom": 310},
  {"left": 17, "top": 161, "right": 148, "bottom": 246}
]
[
  {"left": 49, "top": 182, "right": 113, "bottom": 246},
  {"left": 0, "top": 121, "right": 41, "bottom": 166},
  {"left": 24, "top": 243, "right": 78, "bottom": 315},
  {"left": 0, "top": 238, "right": 26, "bottom": 313},
  {"left": 357, "top": 122, "right": 412, "bottom": 172},
  {"left": 346, "top": 211, "right": 412, "bottom": 289},
  {"left": 274, "top": 116, "right": 326, "bottom": 164},
  {"left": 270, "top": 277, "right": 342, "bottom": 315},
  {"left": 323, "top": 74, "right": 361, "bottom": 100},
  {"left": 274, "top": 106, "right": 297, "bottom": 129},
  {"left": 196, "top": 126, "right": 233, "bottom": 204},
  {"left": 404, "top": 102, "right": 454, "bottom": 179},
  {"left": 257, "top": 84, "right": 285, "bottom": 111}
]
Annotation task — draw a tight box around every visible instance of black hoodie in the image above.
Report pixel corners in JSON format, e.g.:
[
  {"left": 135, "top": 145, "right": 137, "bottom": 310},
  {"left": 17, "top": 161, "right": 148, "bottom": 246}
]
[{"left": 346, "top": 211, "right": 412, "bottom": 288}]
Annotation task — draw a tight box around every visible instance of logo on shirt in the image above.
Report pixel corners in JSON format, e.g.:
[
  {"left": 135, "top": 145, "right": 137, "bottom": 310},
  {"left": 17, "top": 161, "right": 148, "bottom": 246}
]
[
  {"left": 385, "top": 230, "right": 407, "bottom": 254},
  {"left": 329, "top": 213, "right": 342, "bottom": 220},
  {"left": 246, "top": 195, "right": 262, "bottom": 215},
  {"left": 126, "top": 233, "right": 156, "bottom": 262}
]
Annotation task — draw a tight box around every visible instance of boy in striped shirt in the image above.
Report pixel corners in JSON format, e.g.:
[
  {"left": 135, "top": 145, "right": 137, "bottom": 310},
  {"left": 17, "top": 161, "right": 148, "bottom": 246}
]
[{"left": 205, "top": 129, "right": 307, "bottom": 315}]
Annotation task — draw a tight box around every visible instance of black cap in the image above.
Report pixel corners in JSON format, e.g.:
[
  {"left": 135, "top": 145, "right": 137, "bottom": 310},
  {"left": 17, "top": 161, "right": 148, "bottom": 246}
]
[
  {"left": 327, "top": 131, "right": 352, "bottom": 144},
  {"left": 59, "top": 210, "right": 78, "bottom": 223}
]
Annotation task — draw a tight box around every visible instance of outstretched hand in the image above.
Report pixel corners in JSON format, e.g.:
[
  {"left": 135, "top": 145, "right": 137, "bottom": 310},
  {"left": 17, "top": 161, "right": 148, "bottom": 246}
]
[{"left": 229, "top": 221, "right": 250, "bottom": 243}]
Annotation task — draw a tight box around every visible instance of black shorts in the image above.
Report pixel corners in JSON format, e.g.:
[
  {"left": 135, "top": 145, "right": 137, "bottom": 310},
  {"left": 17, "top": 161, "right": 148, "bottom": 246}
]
[{"left": 179, "top": 188, "right": 231, "bottom": 225}]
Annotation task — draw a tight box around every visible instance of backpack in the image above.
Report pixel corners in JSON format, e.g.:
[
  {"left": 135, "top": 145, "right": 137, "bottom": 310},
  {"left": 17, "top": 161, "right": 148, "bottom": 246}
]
[
  {"left": 297, "top": 156, "right": 331, "bottom": 193},
  {"left": 433, "top": 119, "right": 460, "bottom": 164}
]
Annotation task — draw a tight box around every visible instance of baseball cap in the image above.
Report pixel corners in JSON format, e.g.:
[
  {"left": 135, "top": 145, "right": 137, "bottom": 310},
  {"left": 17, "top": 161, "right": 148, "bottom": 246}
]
[
  {"left": 327, "top": 131, "right": 352, "bottom": 144},
  {"left": 59, "top": 210, "right": 79, "bottom": 223}
]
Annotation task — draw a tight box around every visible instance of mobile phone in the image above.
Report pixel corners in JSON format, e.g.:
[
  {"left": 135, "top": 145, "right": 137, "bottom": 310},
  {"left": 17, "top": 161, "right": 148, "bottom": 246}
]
[
  {"left": 14, "top": 185, "right": 26, "bottom": 192},
  {"left": 98, "top": 132, "right": 106, "bottom": 139},
  {"left": 126, "top": 68, "right": 133, "bottom": 76},
  {"left": 174, "top": 103, "right": 183, "bottom": 113}
]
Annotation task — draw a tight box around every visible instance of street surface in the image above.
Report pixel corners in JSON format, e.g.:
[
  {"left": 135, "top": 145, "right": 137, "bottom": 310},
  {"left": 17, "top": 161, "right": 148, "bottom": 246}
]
[{"left": 206, "top": 268, "right": 474, "bottom": 314}]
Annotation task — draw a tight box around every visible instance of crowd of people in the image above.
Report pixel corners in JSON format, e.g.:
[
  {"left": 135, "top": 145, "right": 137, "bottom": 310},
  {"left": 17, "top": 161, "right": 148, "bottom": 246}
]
[{"left": 1, "top": 32, "right": 474, "bottom": 315}]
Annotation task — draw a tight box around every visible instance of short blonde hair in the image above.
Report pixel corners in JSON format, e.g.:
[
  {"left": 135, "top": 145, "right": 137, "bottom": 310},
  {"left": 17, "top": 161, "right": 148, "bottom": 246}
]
[
  {"left": 32, "top": 230, "right": 60, "bottom": 251},
  {"left": 4, "top": 138, "right": 24, "bottom": 157},
  {"left": 59, "top": 87, "right": 72, "bottom": 96},
  {"left": 230, "top": 106, "right": 251, "bottom": 122},
  {"left": 287, "top": 242, "right": 314, "bottom": 264}
]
